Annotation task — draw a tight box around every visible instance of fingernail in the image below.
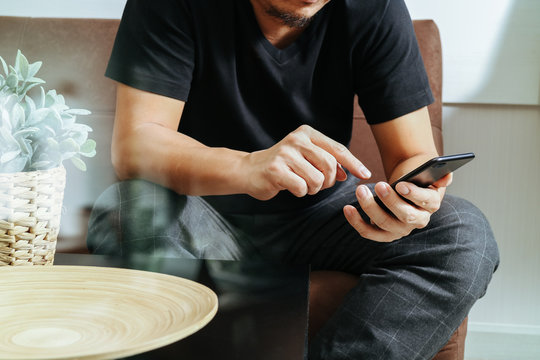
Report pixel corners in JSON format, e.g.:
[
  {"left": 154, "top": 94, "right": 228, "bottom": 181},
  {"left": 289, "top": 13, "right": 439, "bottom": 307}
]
[
  {"left": 358, "top": 185, "right": 369, "bottom": 198},
  {"left": 396, "top": 182, "right": 410, "bottom": 195},
  {"left": 344, "top": 206, "right": 355, "bottom": 217},
  {"left": 361, "top": 167, "right": 371, "bottom": 178},
  {"left": 379, "top": 183, "right": 390, "bottom": 198}
]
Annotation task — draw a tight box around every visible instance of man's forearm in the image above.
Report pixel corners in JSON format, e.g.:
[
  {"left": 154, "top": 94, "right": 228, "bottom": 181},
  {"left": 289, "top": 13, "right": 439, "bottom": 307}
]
[
  {"left": 112, "top": 122, "right": 249, "bottom": 196},
  {"left": 112, "top": 122, "right": 372, "bottom": 201}
]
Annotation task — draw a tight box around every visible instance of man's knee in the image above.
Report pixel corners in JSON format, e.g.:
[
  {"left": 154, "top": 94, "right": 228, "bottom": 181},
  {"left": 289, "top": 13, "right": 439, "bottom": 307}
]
[
  {"left": 86, "top": 180, "right": 247, "bottom": 261},
  {"left": 433, "top": 195, "right": 500, "bottom": 299},
  {"left": 86, "top": 179, "right": 188, "bottom": 256}
]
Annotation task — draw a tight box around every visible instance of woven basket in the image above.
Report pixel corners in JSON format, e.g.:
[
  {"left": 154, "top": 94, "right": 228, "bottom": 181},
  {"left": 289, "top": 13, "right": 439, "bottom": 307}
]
[{"left": 0, "top": 166, "right": 66, "bottom": 266}]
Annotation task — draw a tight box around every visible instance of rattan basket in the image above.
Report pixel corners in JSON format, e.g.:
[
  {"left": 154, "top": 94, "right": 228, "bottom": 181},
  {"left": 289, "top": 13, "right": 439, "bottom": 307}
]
[{"left": 0, "top": 166, "right": 66, "bottom": 266}]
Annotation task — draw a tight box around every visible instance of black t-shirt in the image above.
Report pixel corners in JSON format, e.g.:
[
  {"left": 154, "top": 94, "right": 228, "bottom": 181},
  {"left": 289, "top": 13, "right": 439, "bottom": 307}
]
[{"left": 106, "top": 0, "right": 433, "bottom": 214}]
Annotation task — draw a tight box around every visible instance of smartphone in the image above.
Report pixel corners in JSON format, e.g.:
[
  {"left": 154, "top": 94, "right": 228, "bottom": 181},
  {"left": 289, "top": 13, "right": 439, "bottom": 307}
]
[
  {"left": 364, "top": 153, "right": 475, "bottom": 219},
  {"left": 390, "top": 152, "right": 475, "bottom": 188}
]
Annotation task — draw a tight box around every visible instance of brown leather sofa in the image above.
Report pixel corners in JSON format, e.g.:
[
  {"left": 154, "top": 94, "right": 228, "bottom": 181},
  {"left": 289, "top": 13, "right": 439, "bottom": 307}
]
[{"left": 0, "top": 16, "right": 466, "bottom": 359}]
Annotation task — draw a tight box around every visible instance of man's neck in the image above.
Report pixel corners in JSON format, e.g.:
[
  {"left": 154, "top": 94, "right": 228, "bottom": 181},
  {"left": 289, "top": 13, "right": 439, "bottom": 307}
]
[{"left": 249, "top": 1, "right": 307, "bottom": 49}]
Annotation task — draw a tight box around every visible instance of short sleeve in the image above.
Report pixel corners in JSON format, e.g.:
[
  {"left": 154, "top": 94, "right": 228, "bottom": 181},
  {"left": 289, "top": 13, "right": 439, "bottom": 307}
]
[
  {"left": 105, "top": 0, "right": 195, "bottom": 101},
  {"left": 353, "top": 0, "right": 434, "bottom": 124}
]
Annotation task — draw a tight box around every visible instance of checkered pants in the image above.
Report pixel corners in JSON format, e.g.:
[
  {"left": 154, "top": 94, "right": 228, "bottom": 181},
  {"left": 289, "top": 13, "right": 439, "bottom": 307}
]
[{"left": 87, "top": 178, "right": 499, "bottom": 360}]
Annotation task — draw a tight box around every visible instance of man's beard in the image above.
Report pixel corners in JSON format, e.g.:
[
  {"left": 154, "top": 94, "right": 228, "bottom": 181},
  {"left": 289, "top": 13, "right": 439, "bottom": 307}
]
[{"left": 265, "top": 5, "right": 313, "bottom": 28}]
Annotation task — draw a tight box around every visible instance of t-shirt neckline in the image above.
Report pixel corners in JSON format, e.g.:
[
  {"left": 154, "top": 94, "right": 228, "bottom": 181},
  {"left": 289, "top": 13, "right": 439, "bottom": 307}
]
[{"left": 240, "top": 0, "right": 327, "bottom": 64}]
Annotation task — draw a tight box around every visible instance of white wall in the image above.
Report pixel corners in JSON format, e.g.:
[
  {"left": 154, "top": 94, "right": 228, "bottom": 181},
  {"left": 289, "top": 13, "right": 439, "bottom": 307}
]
[
  {"left": 444, "top": 105, "right": 540, "bottom": 322},
  {"left": 406, "top": 0, "right": 540, "bottom": 105},
  {"left": 1, "top": 0, "right": 126, "bottom": 19},
  {"left": 443, "top": 104, "right": 540, "bottom": 359}
]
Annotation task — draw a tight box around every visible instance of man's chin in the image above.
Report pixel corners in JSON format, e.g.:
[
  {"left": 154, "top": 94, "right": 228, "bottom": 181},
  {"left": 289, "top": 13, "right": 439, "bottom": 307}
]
[{"left": 266, "top": 6, "right": 313, "bottom": 28}]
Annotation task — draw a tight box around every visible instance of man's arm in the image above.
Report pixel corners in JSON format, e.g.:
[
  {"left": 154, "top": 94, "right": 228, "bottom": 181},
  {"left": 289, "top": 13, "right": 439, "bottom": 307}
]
[
  {"left": 112, "top": 83, "right": 371, "bottom": 200},
  {"left": 112, "top": 83, "right": 250, "bottom": 196},
  {"left": 343, "top": 107, "right": 452, "bottom": 242}
]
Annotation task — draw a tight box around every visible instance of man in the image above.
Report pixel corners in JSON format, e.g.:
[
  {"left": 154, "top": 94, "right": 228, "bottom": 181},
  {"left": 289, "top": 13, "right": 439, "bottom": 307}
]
[{"left": 88, "top": 0, "right": 499, "bottom": 358}]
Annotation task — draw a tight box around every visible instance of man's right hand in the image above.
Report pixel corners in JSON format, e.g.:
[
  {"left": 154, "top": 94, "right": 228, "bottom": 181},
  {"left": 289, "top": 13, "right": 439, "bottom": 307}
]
[{"left": 241, "top": 125, "right": 372, "bottom": 200}]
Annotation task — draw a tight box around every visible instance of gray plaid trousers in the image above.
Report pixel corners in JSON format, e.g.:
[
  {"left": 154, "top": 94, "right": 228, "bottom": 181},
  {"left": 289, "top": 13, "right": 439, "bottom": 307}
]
[{"left": 87, "top": 178, "right": 499, "bottom": 360}]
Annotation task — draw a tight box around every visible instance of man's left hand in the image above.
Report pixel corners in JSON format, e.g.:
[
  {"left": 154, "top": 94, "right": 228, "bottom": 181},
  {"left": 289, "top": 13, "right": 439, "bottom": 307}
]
[{"left": 343, "top": 173, "right": 452, "bottom": 242}]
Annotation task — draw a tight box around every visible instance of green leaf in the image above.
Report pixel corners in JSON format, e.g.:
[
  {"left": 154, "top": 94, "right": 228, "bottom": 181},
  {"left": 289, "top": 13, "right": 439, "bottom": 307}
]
[
  {"left": 61, "top": 113, "right": 76, "bottom": 127},
  {"left": 44, "top": 89, "right": 58, "bottom": 107},
  {"left": 18, "top": 51, "right": 29, "bottom": 80},
  {"left": 1, "top": 150, "right": 21, "bottom": 164},
  {"left": 43, "top": 109, "right": 64, "bottom": 131},
  {"left": 43, "top": 125, "right": 56, "bottom": 137},
  {"left": 47, "top": 150, "right": 62, "bottom": 165},
  {"left": 10, "top": 102, "right": 25, "bottom": 129},
  {"left": 0, "top": 127, "right": 18, "bottom": 146},
  {"left": 26, "top": 78, "right": 45, "bottom": 86},
  {"left": 70, "top": 123, "right": 93, "bottom": 133},
  {"left": 60, "top": 138, "right": 80, "bottom": 153},
  {"left": 25, "top": 95, "right": 36, "bottom": 114},
  {"left": 27, "top": 61, "right": 42, "bottom": 79},
  {"left": 46, "top": 137, "right": 59, "bottom": 148},
  {"left": 14, "top": 127, "right": 39, "bottom": 138},
  {"left": 6, "top": 73, "right": 18, "bottom": 88},
  {"left": 80, "top": 149, "right": 96, "bottom": 158},
  {"left": 27, "top": 108, "right": 50, "bottom": 126},
  {"left": 57, "top": 94, "right": 65, "bottom": 105},
  {"left": 21, "top": 82, "right": 42, "bottom": 97},
  {"left": 39, "top": 86, "right": 46, "bottom": 108},
  {"left": 70, "top": 156, "right": 87, "bottom": 171},
  {"left": 2, "top": 156, "right": 27, "bottom": 173},
  {"left": 0, "top": 56, "right": 8, "bottom": 76},
  {"left": 14, "top": 50, "right": 22, "bottom": 72},
  {"left": 69, "top": 129, "right": 88, "bottom": 145},
  {"left": 80, "top": 139, "right": 96, "bottom": 154},
  {"left": 27, "top": 77, "right": 45, "bottom": 84},
  {"left": 65, "top": 109, "right": 91, "bottom": 116},
  {"left": 31, "top": 160, "right": 52, "bottom": 169},
  {"left": 16, "top": 137, "right": 33, "bottom": 156}
]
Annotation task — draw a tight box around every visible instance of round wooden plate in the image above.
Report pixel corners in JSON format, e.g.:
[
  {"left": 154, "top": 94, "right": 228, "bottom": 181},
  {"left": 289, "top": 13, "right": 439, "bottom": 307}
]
[{"left": 0, "top": 265, "right": 218, "bottom": 360}]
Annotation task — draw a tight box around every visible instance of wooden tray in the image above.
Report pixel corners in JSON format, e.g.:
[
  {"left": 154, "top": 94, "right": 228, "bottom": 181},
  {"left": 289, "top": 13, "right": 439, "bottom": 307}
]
[{"left": 0, "top": 265, "right": 218, "bottom": 359}]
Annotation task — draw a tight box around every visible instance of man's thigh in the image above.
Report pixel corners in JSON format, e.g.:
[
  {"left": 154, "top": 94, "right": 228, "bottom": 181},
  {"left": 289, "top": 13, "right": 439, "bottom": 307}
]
[
  {"left": 222, "top": 178, "right": 387, "bottom": 273},
  {"left": 87, "top": 179, "right": 256, "bottom": 260},
  {"left": 239, "top": 179, "right": 498, "bottom": 283}
]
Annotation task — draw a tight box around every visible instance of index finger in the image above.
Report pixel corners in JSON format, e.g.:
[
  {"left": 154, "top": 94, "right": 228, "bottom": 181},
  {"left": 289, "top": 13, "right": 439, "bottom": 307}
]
[
  {"left": 395, "top": 181, "right": 442, "bottom": 213},
  {"left": 308, "top": 128, "right": 372, "bottom": 180}
]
